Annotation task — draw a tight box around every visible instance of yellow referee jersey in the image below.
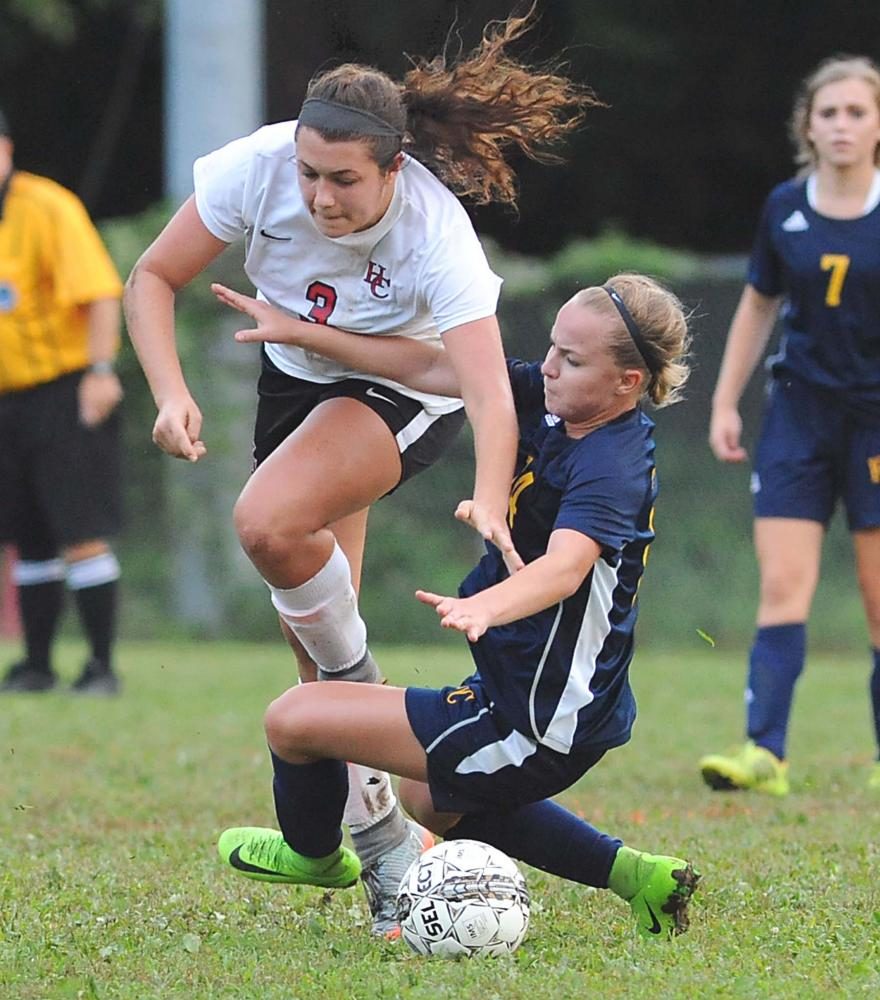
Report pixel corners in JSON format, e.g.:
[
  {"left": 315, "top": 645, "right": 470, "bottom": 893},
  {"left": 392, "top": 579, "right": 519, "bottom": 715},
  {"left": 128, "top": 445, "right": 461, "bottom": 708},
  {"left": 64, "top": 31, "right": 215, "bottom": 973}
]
[{"left": 0, "top": 171, "right": 122, "bottom": 394}]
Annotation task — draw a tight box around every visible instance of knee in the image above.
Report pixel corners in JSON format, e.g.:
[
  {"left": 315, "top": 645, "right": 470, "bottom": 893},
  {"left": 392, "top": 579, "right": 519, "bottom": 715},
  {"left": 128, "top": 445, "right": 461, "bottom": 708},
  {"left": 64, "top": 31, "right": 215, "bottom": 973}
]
[
  {"left": 234, "top": 495, "right": 296, "bottom": 565},
  {"left": 264, "top": 688, "right": 309, "bottom": 756},
  {"left": 860, "top": 593, "right": 880, "bottom": 641},
  {"left": 758, "top": 565, "right": 815, "bottom": 613},
  {"left": 63, "top": 540, "right": 111, "bottom": 563}
]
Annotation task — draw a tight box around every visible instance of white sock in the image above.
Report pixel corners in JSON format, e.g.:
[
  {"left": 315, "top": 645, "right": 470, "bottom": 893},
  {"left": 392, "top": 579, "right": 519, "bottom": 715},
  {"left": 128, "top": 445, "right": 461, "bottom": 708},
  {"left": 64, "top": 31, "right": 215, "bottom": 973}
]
[
  {"left": 344, "top": 763, "right": 398, "bottom": 834},
  {"left": 345, "top": 763, "right": 409, "bottom": 867},
  {"left": 269, "top": 543, "right": 367, "bottom": 672},
  {"left": 12, "top": 558, "right": 66, "bottom": 585},
  {"left": 66, "top": 552, "right": 120, "bottom": 590}
]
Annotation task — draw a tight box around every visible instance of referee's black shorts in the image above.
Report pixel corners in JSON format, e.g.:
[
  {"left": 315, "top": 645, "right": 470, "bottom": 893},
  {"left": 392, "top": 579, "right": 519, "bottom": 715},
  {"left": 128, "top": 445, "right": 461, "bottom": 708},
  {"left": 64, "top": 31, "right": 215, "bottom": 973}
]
[
  {"left": 253, "top": 350, "right": 466, "bottom": 493},
  {"left": 0, "top": 370, "right": 122, "bottom": 549}
]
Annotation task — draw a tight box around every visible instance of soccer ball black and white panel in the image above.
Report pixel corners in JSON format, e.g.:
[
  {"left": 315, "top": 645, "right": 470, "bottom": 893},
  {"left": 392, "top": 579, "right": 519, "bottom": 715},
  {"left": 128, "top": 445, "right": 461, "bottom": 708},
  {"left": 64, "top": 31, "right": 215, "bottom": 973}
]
[{"left": 396, "top": 839, "right": 530, "bottom": 958}]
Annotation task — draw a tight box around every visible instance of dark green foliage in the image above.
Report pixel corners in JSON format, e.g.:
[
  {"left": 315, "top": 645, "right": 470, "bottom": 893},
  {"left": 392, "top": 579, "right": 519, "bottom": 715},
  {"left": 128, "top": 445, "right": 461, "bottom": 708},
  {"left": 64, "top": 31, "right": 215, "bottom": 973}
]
[
  {"left": 8, "top": 2, "right": 880, "bottom": 251},
  {"left": 6, "top": 0, "right": 158, "bottom": 46}
]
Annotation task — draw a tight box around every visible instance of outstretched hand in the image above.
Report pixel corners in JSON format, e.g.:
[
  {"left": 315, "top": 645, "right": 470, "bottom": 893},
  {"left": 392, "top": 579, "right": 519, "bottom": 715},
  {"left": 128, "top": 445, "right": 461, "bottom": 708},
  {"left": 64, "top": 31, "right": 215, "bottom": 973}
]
[
  {"left": 416, "top": 589, "right": 491, "bottom": 643},
  {"left": 212, "top": 283, "right": 311, "bottom": 346},
  {"left": 454, "top": 499, "right": 524, "bottom": 574}
]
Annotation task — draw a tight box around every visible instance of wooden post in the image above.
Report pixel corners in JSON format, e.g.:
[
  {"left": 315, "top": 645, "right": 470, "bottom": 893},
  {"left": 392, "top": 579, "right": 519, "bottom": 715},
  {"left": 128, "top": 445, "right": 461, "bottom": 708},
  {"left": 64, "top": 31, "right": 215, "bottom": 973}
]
[{"left": 1, "top": 546, "right": 21, "bottom": 638}]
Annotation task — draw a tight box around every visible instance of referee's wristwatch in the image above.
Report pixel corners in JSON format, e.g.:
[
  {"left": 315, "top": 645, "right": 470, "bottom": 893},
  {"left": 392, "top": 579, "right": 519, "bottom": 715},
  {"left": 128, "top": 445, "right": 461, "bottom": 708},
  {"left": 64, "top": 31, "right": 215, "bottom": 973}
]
[{"left": 88, "top": 360, "right": 116, "bottom": 375}]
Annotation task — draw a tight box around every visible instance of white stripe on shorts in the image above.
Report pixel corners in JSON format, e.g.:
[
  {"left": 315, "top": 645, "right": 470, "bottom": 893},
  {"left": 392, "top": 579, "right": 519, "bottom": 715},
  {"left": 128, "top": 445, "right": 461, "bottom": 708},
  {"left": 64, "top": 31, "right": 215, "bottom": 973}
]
[
  {"left": 395, "top": 408, "right": 443, "bottom": 453},
  {"left": 454, "top": 728, "right": 538, "bottom": 776},
  {"left": 425, "top": 707, "right": 490, "bottom": 755}
]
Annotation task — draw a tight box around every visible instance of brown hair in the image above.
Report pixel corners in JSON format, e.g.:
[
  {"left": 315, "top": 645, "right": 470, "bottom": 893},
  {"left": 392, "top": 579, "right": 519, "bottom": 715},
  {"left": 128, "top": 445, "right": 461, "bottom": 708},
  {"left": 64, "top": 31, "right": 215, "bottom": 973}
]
[
  {"left": 789, "top": 54, "right": 880, "bottom": 172},
  {"left": 575, "top": 275, "right": 692, "bottom": 408},
  {"left": 300, "top": 6, "right": 600, "bottom": 207}
]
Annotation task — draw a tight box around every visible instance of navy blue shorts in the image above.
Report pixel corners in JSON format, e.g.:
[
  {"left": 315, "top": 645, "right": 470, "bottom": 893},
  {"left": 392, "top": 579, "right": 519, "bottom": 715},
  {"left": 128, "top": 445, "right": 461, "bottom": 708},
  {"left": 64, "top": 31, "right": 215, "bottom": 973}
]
[
  {"left": 752, "top": 376, "right": 880, "bottom": 530},
  {"left": 405, "top": 677, "right": 608, "bottom": 814},
  {"left": 253, "top": 350, "right": 465, "bottom": 491}
]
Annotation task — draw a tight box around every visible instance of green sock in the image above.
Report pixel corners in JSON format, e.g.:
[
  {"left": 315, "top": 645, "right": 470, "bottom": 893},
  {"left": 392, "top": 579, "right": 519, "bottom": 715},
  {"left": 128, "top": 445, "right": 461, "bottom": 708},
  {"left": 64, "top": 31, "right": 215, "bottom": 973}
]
[{"left": 607, "top": 845, "right": 643, "bottom": 901}]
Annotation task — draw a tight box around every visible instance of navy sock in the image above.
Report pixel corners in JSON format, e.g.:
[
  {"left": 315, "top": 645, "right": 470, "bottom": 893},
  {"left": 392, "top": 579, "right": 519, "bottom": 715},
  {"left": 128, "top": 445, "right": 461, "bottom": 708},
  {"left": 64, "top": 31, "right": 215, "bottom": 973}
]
[
  {"left": 270, "top": 751, "right": 348, "bottom": 858},
  {"left": 746, "top": 623, "right": 806, "bottom": 760},
  {"left": 870, "top": 648, "right": 880, "bottom": 760},
  {"left": 446, "top": 799, "right": 622, "bottom": 889}
]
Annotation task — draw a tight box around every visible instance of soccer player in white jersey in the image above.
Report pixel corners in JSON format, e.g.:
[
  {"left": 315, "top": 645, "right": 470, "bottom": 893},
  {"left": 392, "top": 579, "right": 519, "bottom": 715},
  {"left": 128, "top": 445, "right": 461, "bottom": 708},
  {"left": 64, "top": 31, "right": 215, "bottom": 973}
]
[
  {"left": 124, "top": 10, "right": 599, "bottom": 937},
  {"left": 214, "top": 273, "right": 700, "bottom": 940}
]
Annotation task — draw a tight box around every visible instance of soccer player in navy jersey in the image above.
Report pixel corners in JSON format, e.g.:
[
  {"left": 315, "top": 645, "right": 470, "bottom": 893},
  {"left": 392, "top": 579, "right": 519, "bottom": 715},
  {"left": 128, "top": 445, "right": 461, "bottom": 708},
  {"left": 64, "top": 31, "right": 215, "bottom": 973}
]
[
  {"left": 700, "top": 55, "right": 880, "bottom": 796},
  {"left": 212, "top": 273, "right": 699, "bottom": 939},
  {"left": 125, "top": 10, "right": 599, "bottom": 937}
]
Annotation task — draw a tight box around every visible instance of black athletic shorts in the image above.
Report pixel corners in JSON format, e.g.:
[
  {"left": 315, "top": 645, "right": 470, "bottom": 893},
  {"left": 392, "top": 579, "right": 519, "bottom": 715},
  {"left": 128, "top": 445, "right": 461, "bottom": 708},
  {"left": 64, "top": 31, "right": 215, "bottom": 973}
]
[
  {"left": 253, "top": 350, "right": 466, "bottom": 492},
  {"left": 0, "top": 370, "right": 122, "bottom": 548}
]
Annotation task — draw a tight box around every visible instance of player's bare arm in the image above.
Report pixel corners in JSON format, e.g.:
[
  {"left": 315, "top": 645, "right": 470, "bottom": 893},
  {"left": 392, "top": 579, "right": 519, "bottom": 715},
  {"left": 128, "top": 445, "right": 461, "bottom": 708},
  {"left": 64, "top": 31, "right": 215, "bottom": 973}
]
[
  {"left": 710, "top": 285, "right": 782, "bottom": 463},
  {"left": 212, "top": 282, "right": 460, "bottom": 397},
  {"left": 79, "top": 297, "right": 123, "bottom": 427},
  {"left": 125, "top": 197, "right": 228, "bottom": 461},
  {"left": 416, "top": 528, "right": 600, "bottom": 641},
  {"left": 442, "top": 318, "right": 523, "bottom": 571}
]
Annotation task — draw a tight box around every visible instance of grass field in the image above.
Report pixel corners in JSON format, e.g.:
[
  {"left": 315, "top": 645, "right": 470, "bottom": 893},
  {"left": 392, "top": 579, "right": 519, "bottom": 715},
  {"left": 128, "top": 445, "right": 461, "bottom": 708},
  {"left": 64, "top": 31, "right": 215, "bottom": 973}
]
[{"left": 1, "top": 638, "right": 878, "bottom": 999}]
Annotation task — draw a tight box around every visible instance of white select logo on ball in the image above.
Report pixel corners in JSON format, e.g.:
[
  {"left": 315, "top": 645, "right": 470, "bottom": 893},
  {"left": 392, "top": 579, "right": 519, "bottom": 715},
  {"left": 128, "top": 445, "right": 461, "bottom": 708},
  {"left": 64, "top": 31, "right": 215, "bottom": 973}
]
[{"left": 396, "top": 839, "right": 530, "bottom": 958}]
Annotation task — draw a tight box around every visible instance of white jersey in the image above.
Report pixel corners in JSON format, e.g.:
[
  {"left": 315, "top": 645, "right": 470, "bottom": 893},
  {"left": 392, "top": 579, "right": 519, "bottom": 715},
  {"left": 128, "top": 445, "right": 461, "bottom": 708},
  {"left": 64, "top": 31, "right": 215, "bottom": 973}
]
[{"left": 194, "top": 121, "right": 503, "bottom": 414}]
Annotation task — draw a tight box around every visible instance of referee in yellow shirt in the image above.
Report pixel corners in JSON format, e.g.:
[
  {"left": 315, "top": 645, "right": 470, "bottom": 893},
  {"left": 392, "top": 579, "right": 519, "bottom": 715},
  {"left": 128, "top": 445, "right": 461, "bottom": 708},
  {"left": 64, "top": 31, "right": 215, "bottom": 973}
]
[{"left": 0, "top": 107, "right": 124, "bottom": 694}]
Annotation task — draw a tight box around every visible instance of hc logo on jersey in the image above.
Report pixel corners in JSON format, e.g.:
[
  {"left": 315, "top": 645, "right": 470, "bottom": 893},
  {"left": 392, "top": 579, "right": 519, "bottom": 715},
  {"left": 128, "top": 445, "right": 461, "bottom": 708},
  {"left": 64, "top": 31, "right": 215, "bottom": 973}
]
[{"left": 364, "top": 261, "right": 391, "bottom": 299}]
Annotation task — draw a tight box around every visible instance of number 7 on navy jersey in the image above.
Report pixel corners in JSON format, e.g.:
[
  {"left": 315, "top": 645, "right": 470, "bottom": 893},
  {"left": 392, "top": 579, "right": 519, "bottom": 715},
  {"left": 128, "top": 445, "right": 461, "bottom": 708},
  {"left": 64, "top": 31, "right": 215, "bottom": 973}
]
[{"left": 820, "top": 253, "right": 850, "bottom": 307}]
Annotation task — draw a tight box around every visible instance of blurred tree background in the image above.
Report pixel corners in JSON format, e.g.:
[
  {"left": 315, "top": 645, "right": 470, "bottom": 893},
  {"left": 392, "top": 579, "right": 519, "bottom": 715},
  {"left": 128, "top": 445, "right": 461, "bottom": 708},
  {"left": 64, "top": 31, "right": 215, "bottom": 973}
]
[
  {"left": 1, "top": 0, "right": 877, "bottom": 653},
  {"left": 6, "top": 0, "right": 880, "bottom": 251}
]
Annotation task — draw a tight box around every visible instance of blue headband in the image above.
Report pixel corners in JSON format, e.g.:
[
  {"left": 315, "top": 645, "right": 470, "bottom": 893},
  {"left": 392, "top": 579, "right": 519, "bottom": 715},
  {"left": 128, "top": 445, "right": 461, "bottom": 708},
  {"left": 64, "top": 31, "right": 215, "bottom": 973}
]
[{"left": 602, "top": 285, "right": 660, "bottom": 375}]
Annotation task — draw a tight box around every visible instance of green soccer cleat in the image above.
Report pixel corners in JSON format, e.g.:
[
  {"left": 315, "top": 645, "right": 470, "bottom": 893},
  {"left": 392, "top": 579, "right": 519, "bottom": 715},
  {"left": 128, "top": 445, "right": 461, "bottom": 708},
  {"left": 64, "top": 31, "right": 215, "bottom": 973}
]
[
  {"left": 218, "top": 827, "right": 361, "bottom": 888},
  {"left": 626, "top": 853, "right": 700, "bottom": 939},
  {"left": 699, "top": 740, "right": 790, "bottom": 796},
  {"left": 610, "top": 847, "right": 700, "bottom": 938}
]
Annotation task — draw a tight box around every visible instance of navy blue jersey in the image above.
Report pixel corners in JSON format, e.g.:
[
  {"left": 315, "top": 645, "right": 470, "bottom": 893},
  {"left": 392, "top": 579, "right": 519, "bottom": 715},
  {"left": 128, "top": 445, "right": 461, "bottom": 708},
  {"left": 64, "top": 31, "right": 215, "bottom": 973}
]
[
  {"left": 748, "top": 177, "right": 880, "bottom": 421},
  {"left": 458, "top": 360, "right": 656, "bottom": 755}
]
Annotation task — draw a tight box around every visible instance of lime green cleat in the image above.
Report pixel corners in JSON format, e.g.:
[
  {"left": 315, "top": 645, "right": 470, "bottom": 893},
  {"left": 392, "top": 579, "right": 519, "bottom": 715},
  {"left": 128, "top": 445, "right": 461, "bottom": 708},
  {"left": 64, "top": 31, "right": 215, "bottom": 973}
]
[
  {"left": 699, "top": 740, "right": 790, "bottom": 796},
  {"left": 868, "top": 762, "right": 880, "bottom": 790},
  {"left": 613, "top": 849, "right": 700, "bottom": 938},
  {"left": 218, "top": 827, "right": 361, "bottom": 888}
]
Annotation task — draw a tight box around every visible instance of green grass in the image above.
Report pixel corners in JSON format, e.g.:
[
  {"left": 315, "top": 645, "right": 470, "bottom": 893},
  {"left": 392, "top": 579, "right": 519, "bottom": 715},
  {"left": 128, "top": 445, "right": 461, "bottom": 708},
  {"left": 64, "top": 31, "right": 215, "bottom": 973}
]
[{"left": 1, "top": 639, "right": 878, "bottom": 999}]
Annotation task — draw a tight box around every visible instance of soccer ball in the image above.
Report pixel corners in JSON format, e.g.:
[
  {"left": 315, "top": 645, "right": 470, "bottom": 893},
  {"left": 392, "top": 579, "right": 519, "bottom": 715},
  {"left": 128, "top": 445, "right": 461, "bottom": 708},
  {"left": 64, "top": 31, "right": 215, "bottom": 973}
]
[{"left": 396, "top": 839, "right": 530, "bottom": 958}]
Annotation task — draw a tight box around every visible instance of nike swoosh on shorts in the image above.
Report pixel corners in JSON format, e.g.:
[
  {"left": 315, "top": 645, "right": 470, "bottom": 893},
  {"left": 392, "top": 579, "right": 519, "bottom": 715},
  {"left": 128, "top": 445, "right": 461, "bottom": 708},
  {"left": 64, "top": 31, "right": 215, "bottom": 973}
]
[{"left": 365, "top": 386, "right": 398, "bottom": 407}]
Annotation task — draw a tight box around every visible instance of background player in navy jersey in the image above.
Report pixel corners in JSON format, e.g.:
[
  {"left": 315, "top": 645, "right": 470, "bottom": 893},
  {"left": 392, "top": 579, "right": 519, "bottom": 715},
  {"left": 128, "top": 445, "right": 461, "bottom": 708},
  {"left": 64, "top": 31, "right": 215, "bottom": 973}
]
[
  {"left": 699, "top": 55, "right": 880, "bottom": 796},
  {"left": 213, "top": 273, "right": 699, "bottom": 939},
  {"left": 125, "top": 9, "right": 599, "bottom": 937}
]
